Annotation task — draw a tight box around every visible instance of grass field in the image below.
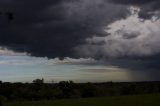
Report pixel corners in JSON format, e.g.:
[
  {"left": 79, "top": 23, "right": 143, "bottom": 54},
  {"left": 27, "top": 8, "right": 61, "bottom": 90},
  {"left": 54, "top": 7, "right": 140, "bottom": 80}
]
[{"left": 5, "top": 94, "right": 160, "bottom": 106}]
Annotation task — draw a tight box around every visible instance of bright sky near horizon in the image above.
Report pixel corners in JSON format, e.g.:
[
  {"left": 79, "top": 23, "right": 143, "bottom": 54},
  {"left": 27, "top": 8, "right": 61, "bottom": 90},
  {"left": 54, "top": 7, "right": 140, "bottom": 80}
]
[{"left": 0, "top": 53, "right": 159, "bottom": 83}]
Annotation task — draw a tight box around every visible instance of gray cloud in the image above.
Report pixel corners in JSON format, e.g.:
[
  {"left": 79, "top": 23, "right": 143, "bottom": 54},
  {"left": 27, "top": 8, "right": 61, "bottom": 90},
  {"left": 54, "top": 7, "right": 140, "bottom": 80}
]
[
  {"left": 0, "top": 0, "right": 129, "bottom": 58},
  {"left": 74, "top": 6, "right": 160, "bottom": 71},
  {"left": 109, "top": 0, "right": 160, "bottom": 19},
  {"left": 0, "top": 0, "right": 160, "bottom": 73},
  {"left": 75, "top": 6, "right": 160, "bottom": 57}
]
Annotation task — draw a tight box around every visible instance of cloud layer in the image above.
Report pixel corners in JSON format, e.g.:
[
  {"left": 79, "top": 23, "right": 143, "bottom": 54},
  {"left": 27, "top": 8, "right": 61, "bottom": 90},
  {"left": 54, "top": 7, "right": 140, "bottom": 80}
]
[
  {"left": 0, "top": 0, "right": 160, "bottom": 72},
  {"left": 0, "top": 0, "right": 129, "bottom": 58},
  {"left": 75, "top": 6, "right": 160, "bottom": 57}
]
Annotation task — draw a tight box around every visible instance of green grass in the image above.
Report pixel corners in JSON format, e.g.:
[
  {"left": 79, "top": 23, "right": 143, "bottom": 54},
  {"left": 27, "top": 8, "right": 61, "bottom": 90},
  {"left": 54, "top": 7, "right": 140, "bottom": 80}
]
[{"left": 5, "top": 94, "right": 160, "bottom": 106}]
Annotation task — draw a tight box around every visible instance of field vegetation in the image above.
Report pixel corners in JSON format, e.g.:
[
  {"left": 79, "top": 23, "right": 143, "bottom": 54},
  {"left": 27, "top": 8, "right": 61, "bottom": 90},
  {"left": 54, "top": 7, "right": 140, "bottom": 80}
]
[{"left": 1, "top": 79, "right": 160, "bottom": 105}]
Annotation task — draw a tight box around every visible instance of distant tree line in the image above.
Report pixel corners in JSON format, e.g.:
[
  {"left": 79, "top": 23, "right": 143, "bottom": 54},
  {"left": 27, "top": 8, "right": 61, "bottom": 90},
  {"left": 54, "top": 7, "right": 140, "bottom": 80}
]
[{"left": 0, "top": 79, "right": 160, "bottom": 102}]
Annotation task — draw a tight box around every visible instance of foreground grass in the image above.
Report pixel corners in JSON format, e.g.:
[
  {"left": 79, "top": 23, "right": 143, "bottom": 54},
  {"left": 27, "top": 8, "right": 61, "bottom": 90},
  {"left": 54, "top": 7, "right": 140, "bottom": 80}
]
[{"left": 5, "top": 94, "right": 160, "bottom": 106}]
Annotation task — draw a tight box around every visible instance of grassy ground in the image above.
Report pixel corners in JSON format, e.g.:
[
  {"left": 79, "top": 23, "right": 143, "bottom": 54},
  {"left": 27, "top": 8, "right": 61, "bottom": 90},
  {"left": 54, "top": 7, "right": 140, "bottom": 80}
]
[{"left": 5, "top": 94, "right": 160, "bottom": 106}]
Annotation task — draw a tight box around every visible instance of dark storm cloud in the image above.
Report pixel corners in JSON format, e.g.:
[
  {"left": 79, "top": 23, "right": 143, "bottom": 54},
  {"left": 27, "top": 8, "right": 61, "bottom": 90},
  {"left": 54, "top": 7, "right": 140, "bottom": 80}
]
[
  {"left": 0, "top": 0, "right": 130, "bottom": 58},
  {"left": 71, "top": 0, "right": 160, "bottom": 73},
  {"left": 109, "top": 0, "right": 155, "bottom": 5},
  {"left": 1, "top": 0, "right": 160, "bottom": 81},
  {"left": 0, "top": 0, "right": 160, "bottom": 66},
  {"left": 109, "top": 0, "right": 160, "bottom": 19}
]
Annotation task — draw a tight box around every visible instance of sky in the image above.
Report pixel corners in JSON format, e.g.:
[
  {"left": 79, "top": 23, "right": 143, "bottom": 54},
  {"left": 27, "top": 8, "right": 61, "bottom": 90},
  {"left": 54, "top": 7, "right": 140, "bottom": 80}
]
[{"left": 0, "top": 0, "right": 160, "bottom": 82}]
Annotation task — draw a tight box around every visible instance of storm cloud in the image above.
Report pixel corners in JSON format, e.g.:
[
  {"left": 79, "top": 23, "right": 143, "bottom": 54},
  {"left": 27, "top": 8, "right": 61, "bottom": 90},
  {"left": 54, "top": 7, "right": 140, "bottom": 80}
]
[
  {"left": 0, "top": 0, "right": 160, "bottom": 73},
  {"left": 109, "top": 0, "right": 160, "bottom": 19},
  {"left": 0, "top": 0, "right": 129, "bottom": 58},
  {"left": 73, "top": 5, "right": 160, "bottom": 71},
  {"left": 75, "top": 6, "right": 160, "bottom": 57}
]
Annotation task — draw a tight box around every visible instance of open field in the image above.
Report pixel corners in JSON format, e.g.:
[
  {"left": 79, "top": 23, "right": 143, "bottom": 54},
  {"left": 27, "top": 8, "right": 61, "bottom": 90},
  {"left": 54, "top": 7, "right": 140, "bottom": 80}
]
[{"left": 5, "top": 94, "right": 160, "bottom": 106}]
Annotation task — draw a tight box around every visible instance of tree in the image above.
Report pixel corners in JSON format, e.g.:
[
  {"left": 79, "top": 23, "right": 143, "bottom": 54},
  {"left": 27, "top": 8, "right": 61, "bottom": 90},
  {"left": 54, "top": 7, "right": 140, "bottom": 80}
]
[
  {"left": 33, "top": 78, "right": 44, "bottom": 84},
  {"left": 0, "top": 95, "right": 7, "bottom": 106}
]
